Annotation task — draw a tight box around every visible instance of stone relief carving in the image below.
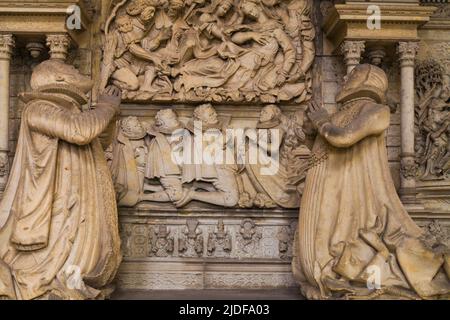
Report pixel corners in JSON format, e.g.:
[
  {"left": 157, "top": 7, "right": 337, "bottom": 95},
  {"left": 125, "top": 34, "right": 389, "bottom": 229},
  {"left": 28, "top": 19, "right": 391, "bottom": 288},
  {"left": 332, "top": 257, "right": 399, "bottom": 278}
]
[
  {"left": 120, "top": 223, "right": 134, "bottom": 257},
  {"left": 178, "top": 219, "right": 204, "bottom": 256},
  {"left": 100, "top": 0, "right": 315, "bottom": 103},
  {"left": 109, "top": 103, "right": 310, "bottom": 209},
  {"left": 0, "top": 59, "right": 122, "bottom": 300},
  {"left": 277, "top": 220, "right": 296, "bottom": 259},
  {"left": 119, "top": 218, "right": 297, "bottom": 260},
  {"left": 237, "top": 104, "right": 310, "bottom": 209},
  {"left": 293, "top": 64, "right": 450, "bottom": 300},
  {"left": 236, "top": 218, "right": 262, "bottom": 255},
  {"left": 149, "top": 225, "right": 175, "bottom": 257},
  {"left": 420, "top": 220, "right": 450, "bottom": 252},
  {"left": 207, "top": 219, "right": 232, "bottom": 257},
  {"left": 414, "top": 59, "right": 450, "bottom": 180}
]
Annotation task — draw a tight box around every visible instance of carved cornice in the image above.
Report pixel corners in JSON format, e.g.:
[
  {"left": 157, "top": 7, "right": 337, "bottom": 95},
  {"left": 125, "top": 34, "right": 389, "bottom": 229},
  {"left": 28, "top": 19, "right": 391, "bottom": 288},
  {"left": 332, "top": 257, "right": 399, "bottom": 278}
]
[
  {"left": 0, "top": 1, "right": 92, "bottom": 47},
  {"left": 398, "top": 42, "right": 420, "bottom": 67},
  {"left": 323, "top": 3, "right": 437, "bottom": 51},
  {"left": 0, "top": 34, "right": 15, "bottom": 60}
]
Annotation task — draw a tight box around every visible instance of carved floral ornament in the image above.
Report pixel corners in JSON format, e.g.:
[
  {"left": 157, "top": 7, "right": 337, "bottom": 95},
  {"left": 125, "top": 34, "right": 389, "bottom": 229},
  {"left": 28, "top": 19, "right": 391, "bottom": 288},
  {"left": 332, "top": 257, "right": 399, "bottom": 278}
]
[
  {"left": 100, "top": 0, "right": 315, "bottom": 103},
  {"left": 414, "top": 59, "right": 450, "bottom": 180}
]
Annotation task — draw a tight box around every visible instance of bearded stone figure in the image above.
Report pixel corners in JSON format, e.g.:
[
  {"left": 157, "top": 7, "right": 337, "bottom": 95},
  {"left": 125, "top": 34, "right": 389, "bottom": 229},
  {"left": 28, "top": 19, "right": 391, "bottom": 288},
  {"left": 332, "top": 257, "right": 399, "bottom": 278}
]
[
  {"left": 0, "top": 59, "right": 122, "bottom": 299},
  {"left": 292, "top": 64, "right": 450, "bottom": 300}
]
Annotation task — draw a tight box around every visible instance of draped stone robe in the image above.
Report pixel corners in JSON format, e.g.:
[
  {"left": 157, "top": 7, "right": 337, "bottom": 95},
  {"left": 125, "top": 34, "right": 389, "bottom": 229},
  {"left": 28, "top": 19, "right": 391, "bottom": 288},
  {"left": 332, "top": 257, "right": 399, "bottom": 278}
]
[
  {"left": 293, "top": 98, "right": 450, "bottom": 299},
  {"left": 0, "top": 89, "right": 121, "bottom": 300}
]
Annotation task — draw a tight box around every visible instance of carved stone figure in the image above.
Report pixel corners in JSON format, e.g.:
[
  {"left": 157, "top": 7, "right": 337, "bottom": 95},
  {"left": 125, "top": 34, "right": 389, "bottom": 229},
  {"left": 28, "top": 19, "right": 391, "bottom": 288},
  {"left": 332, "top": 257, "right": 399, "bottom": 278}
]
[
  {"left": 100, "top": 0, "right": 315, "bottom": 103},
  {"left": 120, "top": 224, "right": 133, "bottom": 258},
  {"left": 0, "top": 59, "right": 122, "bottom": 300},
  {"left": 278, "top": 220, "right": 296, "bottom": 260},
  {"left": 178, "top": 219, "right": 204, "bottom": 257},
  {"left": 415, "top": 59, "right": 450, "bottom": 180},
  {"left": 176, "top": 104, "right": 240, "bottom": 207},
  {"left": 101, "top": 0, "right": 173, "bottom": 97},
  {"left": 144, "top": 109, "right": 186, "bottom": 203},
  {"left": 207, "top": 219, "right": 232, "bottom": 257},
  {"left": 293, "top": 64, "right": 450, "bottom": 300},
  {"left": 239, "top": 104, "right": 310, "bottom": 208},
  {"left": 110, "top": 116, "right": 150, "bottom": 206}
]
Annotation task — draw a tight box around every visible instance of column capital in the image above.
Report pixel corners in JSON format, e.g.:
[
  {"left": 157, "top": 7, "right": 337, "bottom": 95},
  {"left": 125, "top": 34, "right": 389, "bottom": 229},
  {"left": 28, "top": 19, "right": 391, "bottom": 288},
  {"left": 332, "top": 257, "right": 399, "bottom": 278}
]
[
  {"left": 0, "top": 34, "right": 15, "bottom": 61},
  {"left": 340, "top": 40, "right": 365, "bottom": 73},
  {"left": 398, "top": 42, "right": 419, "bottom": 68},
  {"left": 46, "top": 34, "right": 71, "bottom": 61}
]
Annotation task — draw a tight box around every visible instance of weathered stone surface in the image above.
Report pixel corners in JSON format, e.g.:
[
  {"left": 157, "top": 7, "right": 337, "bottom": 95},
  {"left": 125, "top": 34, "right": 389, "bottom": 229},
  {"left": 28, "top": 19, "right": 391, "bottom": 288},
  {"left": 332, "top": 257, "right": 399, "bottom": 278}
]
[{"left": 0, "top": 0, "right": 449, "bottom": 300}]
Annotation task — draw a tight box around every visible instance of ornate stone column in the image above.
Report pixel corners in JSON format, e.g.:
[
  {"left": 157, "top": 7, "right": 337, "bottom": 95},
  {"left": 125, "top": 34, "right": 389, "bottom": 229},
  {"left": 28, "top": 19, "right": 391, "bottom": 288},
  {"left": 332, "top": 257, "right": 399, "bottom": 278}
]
[
  {"left": 340, "top": 40, "right": 365, "bottom": 74},
  {"left": 46, "top": 34, "right": 71, "bottom": 60},
  {"left": 0, "top": 34, "right": 15, "bottom": 191},
  {"left": 397, "top": 41, "right": 419, "bottom": 204}
]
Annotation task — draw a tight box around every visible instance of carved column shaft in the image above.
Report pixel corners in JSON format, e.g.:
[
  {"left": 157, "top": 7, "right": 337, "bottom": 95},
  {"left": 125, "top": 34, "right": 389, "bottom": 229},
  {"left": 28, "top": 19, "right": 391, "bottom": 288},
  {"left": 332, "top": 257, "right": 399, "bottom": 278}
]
[
  {"left": 0, "top": 34, "right": 15, "bottom": 191},
  {"left": 398, "top": 41, "right": 419, "bottom": 195},
  {"left": 340, "top": 40, "right": 365, "bottom": 74}
]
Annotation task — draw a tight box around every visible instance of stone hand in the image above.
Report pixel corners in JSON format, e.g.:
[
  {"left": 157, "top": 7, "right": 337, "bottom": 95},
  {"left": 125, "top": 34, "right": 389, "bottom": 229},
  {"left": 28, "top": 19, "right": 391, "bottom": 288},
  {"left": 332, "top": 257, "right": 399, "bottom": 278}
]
[
  {"left": 99, "top": 85, "right": 122, "bottom": 109},
  {"left": 276, "top": 74, "right": 287, "bottom": 86},
  {"left": 307, "top": 100, "right": 329, "bottom": 130},
  {"left": 253, "top": 33, "right": 271, "bottom": 45}
]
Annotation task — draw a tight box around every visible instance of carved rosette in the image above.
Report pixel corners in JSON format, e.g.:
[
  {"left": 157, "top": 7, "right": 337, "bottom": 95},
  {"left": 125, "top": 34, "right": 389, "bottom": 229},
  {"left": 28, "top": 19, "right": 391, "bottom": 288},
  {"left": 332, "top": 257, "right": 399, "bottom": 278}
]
[
  {"left": 340, "top": 40, "right": 365, "bottom": 73},
  {"left": 46, "top": 34, "right": 71, "bottom": 60},
  {"left": 0, "top": 34, "right": 15, "bottom": 60},
  {"left": 398, "top": 42, "right": 419, "bottom": 68}
]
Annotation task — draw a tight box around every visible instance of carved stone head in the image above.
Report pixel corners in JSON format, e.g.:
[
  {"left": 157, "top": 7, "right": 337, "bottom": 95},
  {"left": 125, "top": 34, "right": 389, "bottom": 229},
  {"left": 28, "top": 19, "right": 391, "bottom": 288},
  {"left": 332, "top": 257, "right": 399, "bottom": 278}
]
[
  {"left": 214, "top": 0, "right": 233, "bottom": 17},
  {"left": 259, "top": 104, "right": 282, "bottom": 123},
  {"left": 116, "top": 15, "right": 134, "bottom": 33},
  {"left": 193, "top": 104, "right": 219, "bottom": 125},
  {"left": 240, "top": 0, "right": 261, "bottom": 20},
  {"left": 126, "top": 0, "right": 153, "bottom": 16},
  {"left": 121, "top": 116, "right": 147, "bottom": 140},
  {"left": 140, "top": 6, "right": 156, "bottom": 22},
  {"left": 30, "top": 59, "right": 93, "bottom": 94},
  {"left": 336, "top": 64, "right": 388, "bottom": 104},
  {"left": 154, "top": 109, "right": 183, "bottom": 133}
]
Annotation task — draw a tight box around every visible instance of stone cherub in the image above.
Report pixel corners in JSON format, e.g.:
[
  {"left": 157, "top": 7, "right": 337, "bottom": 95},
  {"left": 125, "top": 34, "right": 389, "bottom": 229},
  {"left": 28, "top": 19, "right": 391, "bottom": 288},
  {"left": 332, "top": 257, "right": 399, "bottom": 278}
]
[
  {"left": 292, "top": 64, "right": 450, "bottom": 300},
  {"left": 0, "top": 59, "right": 122, "bottom": 300}
]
